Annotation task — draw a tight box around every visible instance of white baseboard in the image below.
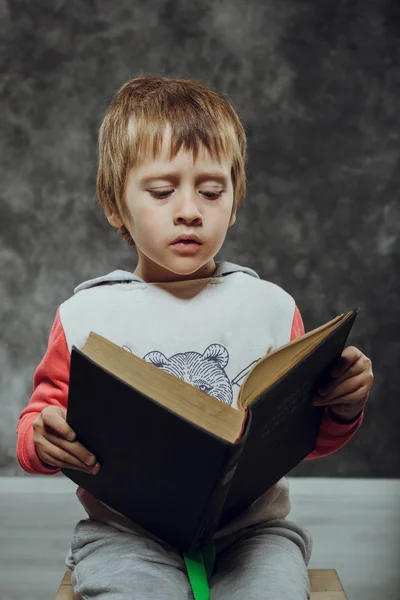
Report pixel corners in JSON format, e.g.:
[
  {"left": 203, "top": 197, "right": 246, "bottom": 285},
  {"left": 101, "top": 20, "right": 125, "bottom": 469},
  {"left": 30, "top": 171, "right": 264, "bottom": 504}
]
[{"left": 1, "top": 476, "right": 399, "bottom": 495}]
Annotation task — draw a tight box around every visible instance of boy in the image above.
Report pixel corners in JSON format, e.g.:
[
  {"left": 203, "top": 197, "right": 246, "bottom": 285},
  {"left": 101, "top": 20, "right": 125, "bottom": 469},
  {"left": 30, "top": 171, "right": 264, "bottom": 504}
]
[{"left": 16, "top": 75, "right": 373, "bottom": 600}]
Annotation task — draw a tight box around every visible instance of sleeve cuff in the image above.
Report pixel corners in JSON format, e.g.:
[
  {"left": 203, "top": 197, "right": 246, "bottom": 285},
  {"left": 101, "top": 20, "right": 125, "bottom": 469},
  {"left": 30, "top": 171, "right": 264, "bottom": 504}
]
[
  {"left": 304, "top": 405, "right": 365, "bottom": 460},
  {"left": 17, "top": 418, "right": 61, "bottom": 475}
]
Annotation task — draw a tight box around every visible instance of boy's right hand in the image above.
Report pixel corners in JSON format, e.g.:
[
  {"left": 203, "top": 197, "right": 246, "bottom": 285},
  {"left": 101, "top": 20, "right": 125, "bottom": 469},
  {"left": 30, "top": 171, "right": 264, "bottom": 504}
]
[{"left": 33, "top": 406, "right": 100, "bottom": 475}]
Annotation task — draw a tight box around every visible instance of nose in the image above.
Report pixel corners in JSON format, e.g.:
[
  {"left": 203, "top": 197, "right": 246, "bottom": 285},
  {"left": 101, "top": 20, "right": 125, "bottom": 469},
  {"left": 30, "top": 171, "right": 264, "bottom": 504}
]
[{"left": 173, "top": 191, "right": 203, "bottom": 226}]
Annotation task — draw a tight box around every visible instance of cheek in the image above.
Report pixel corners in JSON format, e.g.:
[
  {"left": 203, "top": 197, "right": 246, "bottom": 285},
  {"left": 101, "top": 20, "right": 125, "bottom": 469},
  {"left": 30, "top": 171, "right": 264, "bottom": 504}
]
[
  {"left": 129, "top": 205, "right": 166, "bottom": 245},
  {"left": 211, "top": 206, "right": 233, "bottom": 234}
]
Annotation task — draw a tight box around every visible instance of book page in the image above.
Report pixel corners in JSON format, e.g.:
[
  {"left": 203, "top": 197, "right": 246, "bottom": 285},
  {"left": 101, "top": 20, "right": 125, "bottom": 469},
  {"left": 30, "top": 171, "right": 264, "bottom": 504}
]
[{"left": 238, "top": 313, "right": 347, "bottom": 409}]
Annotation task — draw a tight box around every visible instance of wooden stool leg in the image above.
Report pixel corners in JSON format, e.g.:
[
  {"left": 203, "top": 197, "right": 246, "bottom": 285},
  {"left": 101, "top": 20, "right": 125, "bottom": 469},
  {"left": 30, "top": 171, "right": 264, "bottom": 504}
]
[
  {"left": 55, "top": 570, "right": 75, "bottom": 600},
  {"left": 308, "top": 569, "right": 348, "bottom": 599}
]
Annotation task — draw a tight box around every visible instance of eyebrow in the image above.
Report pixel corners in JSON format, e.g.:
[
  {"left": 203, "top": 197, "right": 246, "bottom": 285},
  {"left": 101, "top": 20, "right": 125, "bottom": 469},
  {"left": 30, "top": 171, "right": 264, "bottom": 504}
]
[{"left": 139, "top": 172, "right": 229, "bottom": 186}]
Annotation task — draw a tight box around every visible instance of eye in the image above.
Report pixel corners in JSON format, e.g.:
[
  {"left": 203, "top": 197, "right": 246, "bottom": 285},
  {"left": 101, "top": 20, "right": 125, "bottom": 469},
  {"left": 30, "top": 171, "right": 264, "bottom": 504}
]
[
  {"left": 149, "top": 190, "right": 223, "bottom": 200},
  {"left": 149, "top": 190, "right": 172, "bottom": 199},
  {"left": 197, "top": 383, "right": 212, "bottom": 393},
  {"left": 203, "top": 191, "right": 223, "bottom": 200}
]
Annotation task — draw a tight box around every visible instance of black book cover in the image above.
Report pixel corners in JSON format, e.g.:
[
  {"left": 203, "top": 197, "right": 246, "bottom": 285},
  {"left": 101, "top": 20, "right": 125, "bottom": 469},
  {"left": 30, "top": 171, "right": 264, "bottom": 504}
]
[
  {"left": 219, "top": 307, "right": 359, "bottom": 526},
  {"left": 62, "top": 353, "right": 247, "bottom": 552}
]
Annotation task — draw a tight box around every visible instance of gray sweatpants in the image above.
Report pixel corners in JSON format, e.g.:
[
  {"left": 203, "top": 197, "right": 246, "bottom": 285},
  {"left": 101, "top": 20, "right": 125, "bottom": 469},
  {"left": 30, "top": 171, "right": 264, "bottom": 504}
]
[{"left": 65, "top": 517, "right": 312, "bottom": 599}]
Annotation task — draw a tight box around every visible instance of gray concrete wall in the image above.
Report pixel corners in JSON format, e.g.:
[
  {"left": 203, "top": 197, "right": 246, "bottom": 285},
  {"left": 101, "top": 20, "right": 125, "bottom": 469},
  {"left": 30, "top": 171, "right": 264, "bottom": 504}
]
[{"left": 1, "top": 0, "right": 398, "bottom": 476}]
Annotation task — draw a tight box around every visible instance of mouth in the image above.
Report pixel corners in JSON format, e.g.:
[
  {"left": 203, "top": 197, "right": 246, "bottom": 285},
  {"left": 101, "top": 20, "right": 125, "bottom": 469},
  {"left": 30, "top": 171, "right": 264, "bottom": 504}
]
[
  {"left": 173, "top": 240, "right": 201, "bottom": 246},
  {"left": 171, "top": 235, "right": 203, "bottom": 254},
  {"left": 171, "top": 235, "right": 202, "bottom": 246}
]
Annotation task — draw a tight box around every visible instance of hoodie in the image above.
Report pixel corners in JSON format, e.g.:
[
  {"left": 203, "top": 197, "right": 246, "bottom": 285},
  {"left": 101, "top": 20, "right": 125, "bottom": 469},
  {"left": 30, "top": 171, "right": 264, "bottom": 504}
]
[{"left": 16, "top": 261, "right": 364, "bottom": 540}]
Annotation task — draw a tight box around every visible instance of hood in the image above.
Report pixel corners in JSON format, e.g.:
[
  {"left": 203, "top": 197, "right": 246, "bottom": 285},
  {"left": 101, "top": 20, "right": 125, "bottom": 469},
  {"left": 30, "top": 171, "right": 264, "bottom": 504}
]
[{"left": 74, "top": 261, "right": 259, "bottom": 294}]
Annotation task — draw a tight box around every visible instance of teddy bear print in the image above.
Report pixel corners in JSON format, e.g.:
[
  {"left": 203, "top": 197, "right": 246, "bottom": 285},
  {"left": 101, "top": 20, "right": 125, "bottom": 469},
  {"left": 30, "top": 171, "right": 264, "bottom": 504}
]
[
  {"left": 143, "top": 344, "right": 234, "bottom": 405},
  {"left": 122, "top": 343, "right": 261, "bottom": 407}
]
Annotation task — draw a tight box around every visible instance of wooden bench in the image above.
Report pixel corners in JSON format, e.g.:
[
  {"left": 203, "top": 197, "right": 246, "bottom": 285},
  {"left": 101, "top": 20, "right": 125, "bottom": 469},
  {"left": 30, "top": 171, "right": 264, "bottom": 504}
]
[{"left": 55, "top": 568, "right": 348, "bottom": 599}]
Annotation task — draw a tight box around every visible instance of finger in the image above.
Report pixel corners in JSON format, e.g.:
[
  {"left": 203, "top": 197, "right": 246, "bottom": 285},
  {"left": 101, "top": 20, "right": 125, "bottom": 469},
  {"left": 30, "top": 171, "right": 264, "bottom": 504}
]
[
  {"left": 314, "top": 374, "right": 367, "bottom": 405},
  {"left": 43, "top": 429, "right": 98, "bottom": 467},
  {"left": 330, "top": 346, "right": 363, "bottom": 378},
  {"left": 37, "top": 438, "right": 100, "bottom": 474},
  {"left": 42, "top": 409, "right": 76, "bottom": 442},
  {"left": 39, "top": 450, "right": 97, "bottom": 474},
  {"left": 322, "top": 388, "right": 368, "bottom": 407},
  {"left": 318, "top": 360, "right": 365, "bottom": 395}
]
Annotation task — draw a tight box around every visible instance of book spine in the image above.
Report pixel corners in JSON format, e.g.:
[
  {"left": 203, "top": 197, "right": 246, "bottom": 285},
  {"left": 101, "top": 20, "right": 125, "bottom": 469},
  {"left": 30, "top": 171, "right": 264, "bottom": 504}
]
[
  {"left": 188, "top": 440, "right": 244, "bottom": 553},
  {"left": 234, "top": 408, "right": 249, "bottom": 443}
]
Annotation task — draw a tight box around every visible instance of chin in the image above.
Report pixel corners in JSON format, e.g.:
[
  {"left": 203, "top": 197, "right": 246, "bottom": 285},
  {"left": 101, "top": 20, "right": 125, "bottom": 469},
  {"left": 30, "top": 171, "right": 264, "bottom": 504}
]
[
  {"left": 167, "top": 263, "right": 204, "bottom": 276},
  {"left": 165, "top": 258, "right": 211, "bottom": 277}
]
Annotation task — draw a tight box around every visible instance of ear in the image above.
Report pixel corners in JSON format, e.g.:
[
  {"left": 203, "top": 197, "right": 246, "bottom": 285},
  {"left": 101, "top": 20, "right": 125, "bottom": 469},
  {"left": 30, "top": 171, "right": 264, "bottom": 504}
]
[
  {"left": 143, "top": 351, "right": 170, "bottom": 368},
  {"left": 202, "top": 344, "right": 229, "bottom": 369},
  {"left": 229, "top": 209, "right": 236, "bottom": 227},
  {"left": 106, "top": 211, "right": 124, "bottom": 228}
]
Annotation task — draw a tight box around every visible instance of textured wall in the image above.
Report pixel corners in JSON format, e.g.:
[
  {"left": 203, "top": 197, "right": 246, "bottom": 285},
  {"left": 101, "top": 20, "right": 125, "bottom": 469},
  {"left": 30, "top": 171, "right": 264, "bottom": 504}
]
[{"left": 1, "top": 0, "right": 399, "bottom": 476}]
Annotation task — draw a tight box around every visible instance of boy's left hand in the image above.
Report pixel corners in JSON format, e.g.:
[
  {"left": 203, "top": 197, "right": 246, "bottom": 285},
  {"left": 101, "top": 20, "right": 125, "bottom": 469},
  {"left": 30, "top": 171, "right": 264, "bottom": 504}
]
[{"left": 312, "top": 346, "right": 374, "bottom": 422}]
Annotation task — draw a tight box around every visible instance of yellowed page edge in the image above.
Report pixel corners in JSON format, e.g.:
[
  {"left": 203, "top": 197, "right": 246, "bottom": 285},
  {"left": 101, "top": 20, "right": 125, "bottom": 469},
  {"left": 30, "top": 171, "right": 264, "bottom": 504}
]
[{"left": 80, "top": 333, "right": 244, "bottom": 443}]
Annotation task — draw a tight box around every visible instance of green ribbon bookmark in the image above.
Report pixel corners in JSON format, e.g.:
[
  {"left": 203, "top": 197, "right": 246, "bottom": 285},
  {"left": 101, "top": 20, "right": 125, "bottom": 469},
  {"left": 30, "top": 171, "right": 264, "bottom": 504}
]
[{"left": 184, "top": 541, "right": 216, "bottom": 600}]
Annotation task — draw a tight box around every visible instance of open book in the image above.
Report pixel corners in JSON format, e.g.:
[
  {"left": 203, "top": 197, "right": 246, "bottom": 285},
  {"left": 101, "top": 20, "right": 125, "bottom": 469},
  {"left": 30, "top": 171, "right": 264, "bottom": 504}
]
[{"left": 62, "top": 307, "right": 359, "bottom": 552}]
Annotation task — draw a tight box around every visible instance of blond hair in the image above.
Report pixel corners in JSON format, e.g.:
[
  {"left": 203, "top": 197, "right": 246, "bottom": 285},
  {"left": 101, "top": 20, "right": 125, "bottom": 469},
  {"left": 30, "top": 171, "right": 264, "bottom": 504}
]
[{"left": 97, "top": 74, "right": 248, "bottom": 246}]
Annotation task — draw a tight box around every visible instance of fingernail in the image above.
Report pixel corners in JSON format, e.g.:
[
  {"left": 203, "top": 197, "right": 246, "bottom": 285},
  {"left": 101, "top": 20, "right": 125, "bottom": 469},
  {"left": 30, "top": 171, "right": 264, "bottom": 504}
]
[
  {"left": 85, "top": 454, "right": 96, "bottom": 466},
  {"left": 90, "top": 463, "right": 100, "bottom": 475},
  {"left": 67, "top": 432, "right": 75, "bottom": 441},
  {"left": 318, "top": 388, "right": 329, "bottom": 396}
]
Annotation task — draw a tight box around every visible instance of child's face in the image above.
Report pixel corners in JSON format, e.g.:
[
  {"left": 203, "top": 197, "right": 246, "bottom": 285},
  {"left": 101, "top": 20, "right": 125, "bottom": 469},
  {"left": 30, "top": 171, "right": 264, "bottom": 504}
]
[{"left": 108, "top": 125, "right": 236, "bottom": 283}]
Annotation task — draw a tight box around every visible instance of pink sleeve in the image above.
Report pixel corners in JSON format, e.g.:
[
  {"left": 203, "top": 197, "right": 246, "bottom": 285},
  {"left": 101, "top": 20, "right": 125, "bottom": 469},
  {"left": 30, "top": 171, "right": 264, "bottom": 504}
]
[
  {"left": 291, "top": 305, "right": 364, "bottom": 460},
  {"left": 15, "top": 308, "right": 71, "bottom": 475}
]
